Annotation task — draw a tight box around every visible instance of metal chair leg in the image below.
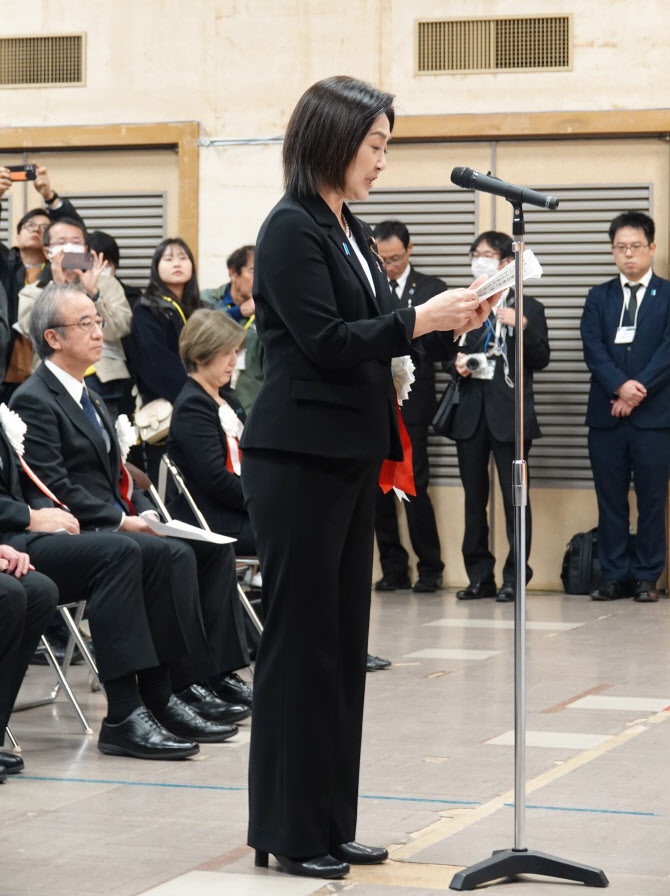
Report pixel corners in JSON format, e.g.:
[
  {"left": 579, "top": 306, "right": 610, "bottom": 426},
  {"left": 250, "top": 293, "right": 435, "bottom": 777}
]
[{"left": 5, "top": 725, "right": 20, "bottom": 751}]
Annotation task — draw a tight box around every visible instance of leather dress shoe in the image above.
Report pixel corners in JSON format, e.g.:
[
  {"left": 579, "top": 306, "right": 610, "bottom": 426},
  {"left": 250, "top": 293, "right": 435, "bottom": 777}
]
[
  {"left": 634, "top": 580, "right": 659, "bottom": 603},
  {"left": 591, "top": 580, "right": 627, "bottom": 601},
  {"left": 413, "top": 575, "right": 442, "bottom": 593},
  {"left": 375, "top": 574, "right": 411, "bottom": 592},
  {"left": 0, "top": 765, "right": 5, "bottom": 784},
  {"left": 366, "top": 654, "right": 391, "bottom": 671},
  {"left": 155, "top": 695, "right": 238, "bottom": 743},
  {"left": 0, "top": 751, "right": 25, "bottom": 774},
  {"left": 98, "top": 707, "right": 199, "bottom": 760},
  {"left": 177, "top": 684, "right": 251, "bottom": 723},
  {"left": 456, "top": 580, "right": 496, "bottom": 600},
  {"left": 211, "top": 672, "right": 253, "bottom": 708},
  {"left": 255, "top": 850, "right": 349, "bottom": 879},
  {"left": 30, "top": 639, "right": 85, "bottom": 666},
  {"left": 332, "top": 841, "right": 388, "bottom": 864},
  {"left": 496, "top": 584, "right": 515, "bottom": 603}
]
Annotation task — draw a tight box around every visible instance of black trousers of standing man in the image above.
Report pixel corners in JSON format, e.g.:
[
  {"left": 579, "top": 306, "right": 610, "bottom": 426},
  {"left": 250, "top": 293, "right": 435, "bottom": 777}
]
[{"left": 242, "top": 448, "right": 379, "bottom": 858}]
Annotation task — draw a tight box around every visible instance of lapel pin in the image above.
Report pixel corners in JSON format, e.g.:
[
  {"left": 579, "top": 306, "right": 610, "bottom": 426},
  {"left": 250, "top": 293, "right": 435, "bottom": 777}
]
[{"left": 343, "top": 243, "right": 350, "bottom": 256}]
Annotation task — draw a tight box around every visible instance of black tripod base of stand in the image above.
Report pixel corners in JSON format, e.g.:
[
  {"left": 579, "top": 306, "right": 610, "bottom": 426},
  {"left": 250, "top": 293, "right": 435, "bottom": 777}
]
[{"left": 449, "top": 848, "right": 609, "bottom": 890}]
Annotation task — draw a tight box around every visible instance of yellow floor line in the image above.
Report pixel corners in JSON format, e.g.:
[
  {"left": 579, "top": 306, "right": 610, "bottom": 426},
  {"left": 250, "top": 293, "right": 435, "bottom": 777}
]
[{"left": 389, "top": 710, "right": 669, "bottom": 861}]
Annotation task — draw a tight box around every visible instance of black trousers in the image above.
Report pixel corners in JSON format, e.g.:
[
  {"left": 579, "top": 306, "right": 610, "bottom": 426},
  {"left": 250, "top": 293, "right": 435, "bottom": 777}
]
[
  {"left": 242, "top": 449, "right": 379, "bottom": 857},
  {"left": 588, "top": 423, "right": 670, "bottom": 581},
  {"left": 25, "top": 532, "right": 183, "bottom": 682},
  {"left": 0, "top": 570, "right": 59, "bottom": 744},
  {"left": 456, "top": 413, "right": 532, "bottom": 586},
  {"left": 374, "top": 423, "right": 443, "bottom": 581}
]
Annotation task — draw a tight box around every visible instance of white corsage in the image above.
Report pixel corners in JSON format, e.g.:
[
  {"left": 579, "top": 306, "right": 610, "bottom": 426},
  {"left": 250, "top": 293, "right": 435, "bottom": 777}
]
[
  {"left": 391, "top": 355, "right": 416, "bottom": 406},
  {"left": 0, "top": 403, "right": 27, "bottom": 456},
  {"left": 115, "top": 414, "right": 138, "bottom": 462},
  {"left": 218, "top": 404, "right": 243, "bottom": 475}
]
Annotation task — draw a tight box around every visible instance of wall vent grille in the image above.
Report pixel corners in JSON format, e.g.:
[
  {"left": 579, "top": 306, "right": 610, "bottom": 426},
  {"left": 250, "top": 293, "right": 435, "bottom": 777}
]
[
  {"left": 416, "top": 16, "right": 571, "bottom": 74},
  {"left": 0, "top": 34, "right": 85, "bottom": 87}
]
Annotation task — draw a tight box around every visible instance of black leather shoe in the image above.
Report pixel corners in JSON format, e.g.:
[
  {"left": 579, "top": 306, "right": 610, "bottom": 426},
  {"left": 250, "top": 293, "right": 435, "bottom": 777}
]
[
  {"left": 456, "top": 580, "right": 496, "bottom": 600},
  {"left": 155, "top": 695, "right": 239, "bottom": 743},
  {"left": 413, "top": 575, "right": 442, "bottom": 593},
  {"left": 496, "top": 584, "right": 515, "bottom": 603},
  {"left": 0, "top": 765, "right": 5, "bottom": 783},
  {"left": 30, "top": 639, "right": 85, "bottom": 666},
  {"left": 177, "top": 684, "right": 251, "bottom": 723},
  {"left": 634, "top": 580, "right": 659, "bottom": 603},
  {"left": 366, "top": 654, "right": 391, "bottom": 671},
  {"left": 375, "top": 575, "right": 411, "bottom": 592},
  {"left": 98, "top": 707, "right": 199, "bottom": 760},
  {"left": 211, "top": 672, "right": 253, "bottom": 707},
  {"left": 332, "top": 841, "right": 388, "bottom": 864},
  {"left": 0, "top": 751, "right": 24, "bottom": 774},
  {"left": 591, "top": 580, "right": 626, "bottom": 601},
  {"left": 255, "top": 850, "right": 349, "bottom": 879}
]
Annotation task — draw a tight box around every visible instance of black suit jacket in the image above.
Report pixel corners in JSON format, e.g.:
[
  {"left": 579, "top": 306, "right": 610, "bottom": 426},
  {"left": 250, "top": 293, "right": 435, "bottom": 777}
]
[
  {"left": 10, "top": 364, "right": 154, "bottom": 529},
  {"left": 580, "top": 273, "right": 670, "bottom": 429},
  {"left": 393, "top": 266, "right": 452, "bottom": 426},
  {"left": 444, "top": 293, "right": 550, "bottom": 442},
  {"left": 240, "top": 194, "right": 417, "bottom": 462},
  {"left": 0, "top": 425, "right": 55, "bottom": 550},
  {"left": 167, "top": 378, "right": 247, "bottom": 536}
]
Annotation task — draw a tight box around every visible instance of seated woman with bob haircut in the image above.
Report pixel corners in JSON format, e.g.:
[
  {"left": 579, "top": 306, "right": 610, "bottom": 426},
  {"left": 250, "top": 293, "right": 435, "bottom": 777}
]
[{"left": 167, "top": 308, "right": 256, "bottom": 554}]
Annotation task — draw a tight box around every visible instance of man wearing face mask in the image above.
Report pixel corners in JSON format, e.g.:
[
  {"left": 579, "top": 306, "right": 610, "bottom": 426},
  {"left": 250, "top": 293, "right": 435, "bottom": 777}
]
[
  {"left": 372, "top": 220, "right": 448, "bottom": 593},
  {"left": 443, "top": 231, "right": 550, "bottom": 602},
  {"left": 17, "top": 218, "right": 132, "bottom": 420}
]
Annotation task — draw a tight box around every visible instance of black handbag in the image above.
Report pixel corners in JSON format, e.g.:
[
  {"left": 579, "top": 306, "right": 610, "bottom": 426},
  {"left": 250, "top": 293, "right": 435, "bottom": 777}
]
[{"left": 432, "top": 379, "right": 460, "bottom": 435}]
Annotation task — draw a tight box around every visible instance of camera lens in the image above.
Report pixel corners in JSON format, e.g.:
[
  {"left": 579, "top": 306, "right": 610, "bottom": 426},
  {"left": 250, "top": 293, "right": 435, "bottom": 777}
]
[{"left": 465, "top": 357, "right": 481, "bottom": 371}]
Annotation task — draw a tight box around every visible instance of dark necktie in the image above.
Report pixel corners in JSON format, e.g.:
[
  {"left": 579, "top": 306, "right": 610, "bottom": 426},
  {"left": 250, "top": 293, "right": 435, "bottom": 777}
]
[
  {"left": 81, "top": 388, "right": 103, "bottom": 434},
  {"left": 625, "top": 283, "right": 641, "bottom": 325},
  {"left": 390, "top": 279, "right": 400, "bottom": 302}
]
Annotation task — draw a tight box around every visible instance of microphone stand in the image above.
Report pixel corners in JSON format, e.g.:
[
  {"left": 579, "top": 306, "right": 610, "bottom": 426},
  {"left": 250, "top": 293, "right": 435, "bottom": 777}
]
[{"left": 450, "top": 202, "right": 608, "bottom": 891}]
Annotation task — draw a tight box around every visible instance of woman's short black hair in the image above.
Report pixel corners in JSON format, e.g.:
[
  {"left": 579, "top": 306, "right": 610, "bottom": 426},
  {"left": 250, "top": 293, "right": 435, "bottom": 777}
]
[{"left": 283, "top": 76, "right": 395, "bottom": 199}]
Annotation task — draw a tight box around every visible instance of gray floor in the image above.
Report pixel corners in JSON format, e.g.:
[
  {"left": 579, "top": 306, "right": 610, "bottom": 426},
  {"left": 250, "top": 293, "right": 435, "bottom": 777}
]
[{"left": 3, "top": 589, "right": 670, "bottom": 896}]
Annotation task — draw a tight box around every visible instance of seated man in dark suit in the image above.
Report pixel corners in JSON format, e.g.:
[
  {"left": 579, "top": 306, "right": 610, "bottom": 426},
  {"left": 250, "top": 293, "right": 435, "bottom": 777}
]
[
  {"left": 0, "top": 401, "right": 240, "bottom": 760},
  {"left": 11, "top": 283, "right": 253, "bottom": 714},
  {"left": 443, "top": 231, "right": 550, "bottom": 603},
  {"left": 0, "top": 544, "right": 58, "bottom": 779},
  {"left": 372, "top": 220, "right": 447, "bottom": 593},
  {"left": 581, "top": 210, "right": 670, "bottom": 604}
]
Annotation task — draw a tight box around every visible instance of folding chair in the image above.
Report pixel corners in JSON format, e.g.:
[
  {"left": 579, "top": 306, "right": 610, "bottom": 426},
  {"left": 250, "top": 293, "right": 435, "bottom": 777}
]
[
  {"left": 151, "top": 454, "right": 263, "bottom": 637},
  {"left": 13, "top": 601, "right": 100, "bottom": 735}
]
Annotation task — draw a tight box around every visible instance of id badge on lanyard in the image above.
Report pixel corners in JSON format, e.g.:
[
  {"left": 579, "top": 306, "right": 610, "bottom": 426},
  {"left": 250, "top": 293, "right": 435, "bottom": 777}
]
[{"left": 614, "top": 292, "right": 638, "bottom": 344}]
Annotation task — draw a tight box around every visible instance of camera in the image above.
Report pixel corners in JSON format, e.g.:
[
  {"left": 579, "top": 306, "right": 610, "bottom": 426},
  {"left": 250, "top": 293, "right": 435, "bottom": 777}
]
[
  {"left": 465, "top": 353, "right": 488, "bottom": 372},
  {"left": 7, "top": 164, "right": 37, "bottom": 181}
]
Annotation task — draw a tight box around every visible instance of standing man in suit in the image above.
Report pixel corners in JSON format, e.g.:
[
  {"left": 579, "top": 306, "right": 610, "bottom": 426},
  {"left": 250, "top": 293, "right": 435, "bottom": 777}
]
[
  {"left": 581, "top": 211, "right": 670, "bottom": 604},
  {"left": 11, "top": 283, "right": 252, "bottom": 727},
  {"left": 373, "top": 220, "right": 446, "bottom": 593},
  {"left": 444, "top": 231, "right": 550, "bottom": 602}
]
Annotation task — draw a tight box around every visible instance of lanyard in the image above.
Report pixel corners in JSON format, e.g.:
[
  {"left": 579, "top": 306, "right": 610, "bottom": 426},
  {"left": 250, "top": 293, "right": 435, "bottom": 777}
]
[{"left": 161, "top": 295, "right": 187, "bottom": 325}]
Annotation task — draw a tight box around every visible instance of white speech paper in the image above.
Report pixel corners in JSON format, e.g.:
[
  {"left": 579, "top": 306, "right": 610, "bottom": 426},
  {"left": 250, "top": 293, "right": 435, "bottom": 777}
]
[
  {"left": 474, "top": 248, "right": 543, "bottom": 302},
  {"left": 144, "top": 518, "right": 237, "bottom": 544}
]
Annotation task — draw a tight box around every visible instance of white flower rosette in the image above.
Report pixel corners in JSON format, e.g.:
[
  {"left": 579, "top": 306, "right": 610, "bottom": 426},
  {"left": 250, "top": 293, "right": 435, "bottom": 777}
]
[
  {"left": 391, "top": 355, "right": 415, "bottom": 406},
  {"left": 0, "top": 403, "right": 27, "bottom": 456},
  {"left": 218, "top": 404, "right": 244, "bottom": 475},
  {"left": 115, "top": 414, "right": 138, "bottom": 462}
]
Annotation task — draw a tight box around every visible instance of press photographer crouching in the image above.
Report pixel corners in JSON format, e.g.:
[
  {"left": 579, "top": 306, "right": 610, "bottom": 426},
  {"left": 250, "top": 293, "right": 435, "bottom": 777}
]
[{"left": 440, "top": 231, "right": 550, "bottom": 602}]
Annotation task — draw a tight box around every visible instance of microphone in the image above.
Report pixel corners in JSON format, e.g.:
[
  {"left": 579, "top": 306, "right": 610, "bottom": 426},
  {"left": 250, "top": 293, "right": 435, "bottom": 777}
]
[{"left": 451, "top": 167, "right": 559, "bottom": 211}]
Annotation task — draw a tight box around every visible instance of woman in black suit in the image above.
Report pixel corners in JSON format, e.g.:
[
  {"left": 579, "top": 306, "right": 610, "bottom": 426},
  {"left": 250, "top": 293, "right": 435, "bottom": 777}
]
[
  {"left": 167, "top": 308, "right": 255, "bottom": 554},
  {"left": 240, "top": 76, "right": 493, "bottom": 880}
]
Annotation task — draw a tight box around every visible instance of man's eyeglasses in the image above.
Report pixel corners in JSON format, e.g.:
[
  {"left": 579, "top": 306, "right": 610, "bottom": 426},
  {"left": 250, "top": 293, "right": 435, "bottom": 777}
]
[
  {"left": 612, "top": 243, "right": 649, "bottom": 254},
  {"left": 49, "top": 238, "right": 86, "bottom": 247},
  {"left": 21, "top": 221, "right": 49, "bottom": 233},
  {"left": 471, "top": 251, "right": 501, "bottom": 260},
  {"left": 54, "top": 316, "right": 107, "bottom": 332},
  {"left": 380, "top": 251, "right": 408, "bottom": 266}
]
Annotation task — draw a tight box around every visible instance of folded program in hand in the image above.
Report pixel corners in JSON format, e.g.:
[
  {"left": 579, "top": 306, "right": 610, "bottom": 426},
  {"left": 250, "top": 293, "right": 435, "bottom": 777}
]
[{"left": 474, "top": 249, "right": 543, "bottom": 303}]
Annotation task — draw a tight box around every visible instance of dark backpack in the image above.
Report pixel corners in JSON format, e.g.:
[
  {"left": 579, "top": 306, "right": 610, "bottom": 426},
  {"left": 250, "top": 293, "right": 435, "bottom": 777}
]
[{"left": 560, "top": 529, "right": 604, "bottom": 594}]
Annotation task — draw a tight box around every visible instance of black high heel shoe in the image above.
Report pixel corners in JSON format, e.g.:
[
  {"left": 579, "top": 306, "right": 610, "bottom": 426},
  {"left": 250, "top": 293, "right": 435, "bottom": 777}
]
[{"left": 254, "top": 849, "right": 349, "bottom": 879}]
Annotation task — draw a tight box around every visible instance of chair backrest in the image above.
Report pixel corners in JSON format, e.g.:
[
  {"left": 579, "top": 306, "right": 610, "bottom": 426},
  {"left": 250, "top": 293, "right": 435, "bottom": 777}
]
[{"left": 160, "top": 454, "right": 211, "bottom": 531}]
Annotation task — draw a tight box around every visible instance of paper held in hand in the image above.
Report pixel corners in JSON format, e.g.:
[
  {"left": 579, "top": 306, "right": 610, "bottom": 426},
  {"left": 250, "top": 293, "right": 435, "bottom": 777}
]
[
  {"left": 144, "top": 517, "right": 237, "bottom": 544},
  {"left": 474, "top": 249, "right": 543, "bottom": 302}
]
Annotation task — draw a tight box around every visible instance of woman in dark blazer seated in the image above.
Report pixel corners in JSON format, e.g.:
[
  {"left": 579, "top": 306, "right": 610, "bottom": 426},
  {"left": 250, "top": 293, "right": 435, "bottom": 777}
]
[
  {"left": 241, "top": 76, "right": 493, "bottom": 880},
  {"left": 167, "top": 309, "right": 256, "bottom": 554}
]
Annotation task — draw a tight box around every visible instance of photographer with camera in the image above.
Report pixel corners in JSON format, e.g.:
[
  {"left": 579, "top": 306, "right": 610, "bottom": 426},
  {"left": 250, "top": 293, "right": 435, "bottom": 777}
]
[{"left": 442, "top": 231, "right": 550, "bottom": 602}]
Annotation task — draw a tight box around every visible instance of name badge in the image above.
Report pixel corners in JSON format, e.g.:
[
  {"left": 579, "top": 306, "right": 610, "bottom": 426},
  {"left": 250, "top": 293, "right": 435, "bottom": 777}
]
[{"left": 614, "top": 326, "right": 636, "bottom": 344}]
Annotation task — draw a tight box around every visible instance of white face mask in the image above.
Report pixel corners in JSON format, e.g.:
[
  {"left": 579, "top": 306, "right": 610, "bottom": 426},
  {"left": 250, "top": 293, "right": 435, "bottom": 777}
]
[
  {"left": 471, "top": 256, "right": 500, "bottom": 281},
  {"left": 47, "top": 242, "right": 86, "bottom": 260}
]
